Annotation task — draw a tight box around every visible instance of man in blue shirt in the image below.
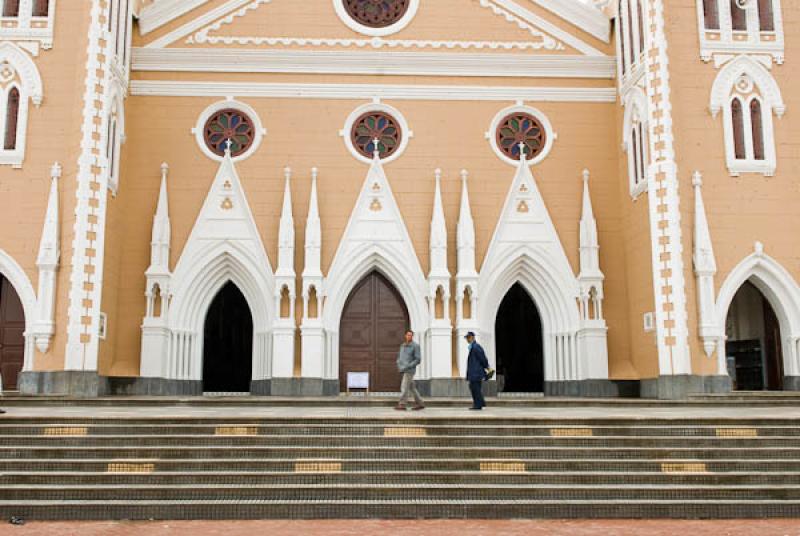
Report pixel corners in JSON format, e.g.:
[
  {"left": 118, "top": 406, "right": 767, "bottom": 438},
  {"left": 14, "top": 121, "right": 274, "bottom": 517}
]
[
  {"left": 396, "top": 329, "right": 424, "bottom": 410},
  {"left": 464, "top": 331, "right": 489, "bottom": 410}
]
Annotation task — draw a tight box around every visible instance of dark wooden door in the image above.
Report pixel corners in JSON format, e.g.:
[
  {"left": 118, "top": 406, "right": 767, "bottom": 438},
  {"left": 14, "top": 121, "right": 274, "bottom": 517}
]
[
  {"left": 339, "top": 271, "right": 409, "bottom": 392},
  {"left": 0, "top": 275, "right": 25, "bottom": 391},
  {"left": 763, "top": 297, "right": 784, "bottom": 390}
]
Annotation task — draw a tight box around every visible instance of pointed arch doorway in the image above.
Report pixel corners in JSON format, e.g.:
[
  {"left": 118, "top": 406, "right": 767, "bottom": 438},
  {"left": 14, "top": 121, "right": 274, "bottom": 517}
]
[
  {"left": 725, "top": 281, "right": 784, "bottom": 390},
  {"left": 494, "top": 282, "right": 544, "bottom": 393},
  {"left": 202, "top": 281, "right": 253, "bottom": 393},
  {"left": 339, "top": 271, "right": 409, "bottom": 392},
  {"left": 0, "top": 274, "right": 25, "bottom": 391}
]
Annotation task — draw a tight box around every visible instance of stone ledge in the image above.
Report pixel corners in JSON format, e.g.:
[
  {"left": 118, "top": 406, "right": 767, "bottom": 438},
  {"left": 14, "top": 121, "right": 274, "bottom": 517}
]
[
  {"left": 18, "top": 371, "right": 110, "bottom": 397},
  {"left": 640, "top": 375, "right": 732, "bottom": 400}
]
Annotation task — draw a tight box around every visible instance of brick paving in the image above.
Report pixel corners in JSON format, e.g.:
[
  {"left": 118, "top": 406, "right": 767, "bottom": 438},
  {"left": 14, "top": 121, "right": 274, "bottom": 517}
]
[{"left": 1, "top": 520, "right": 800, "bottom": 536}]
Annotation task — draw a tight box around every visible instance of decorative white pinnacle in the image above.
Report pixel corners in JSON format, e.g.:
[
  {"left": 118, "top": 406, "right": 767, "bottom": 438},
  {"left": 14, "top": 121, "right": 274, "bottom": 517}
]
[
  {"left": 692, "top": 170, "right": 703, "bottom": 188},
  {"left": 430, "top": 167, "right": 448, "bottom": 279},
  {"left": 50, "top": 162, "right": 62, "bottom": 179},
  {"left": 518, "top": 142, "right": 527, "bottom": 161},
  {"left": 372, "top": 137, "right": 381, "bottom": 159},
  {"left": 224, "top": 139, "right": 233, "bottom": 154}
]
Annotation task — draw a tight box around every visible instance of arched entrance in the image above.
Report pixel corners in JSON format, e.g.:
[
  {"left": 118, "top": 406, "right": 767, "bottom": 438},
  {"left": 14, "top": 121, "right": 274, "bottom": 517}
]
[
  {"left": 494, "top": 282, "right": 544, "bottom": 392},
  {"left": 339, "top": 271, "right": 409, "bottom": 392},
  {"left": 202, "top": 281, "right": 253, "bottom": 393},
  {"left": 725, "top": 281, "right": 784, "bottom": 390},
  {"left": 0, "top": 274, "right": 25, "bottom": 391}
]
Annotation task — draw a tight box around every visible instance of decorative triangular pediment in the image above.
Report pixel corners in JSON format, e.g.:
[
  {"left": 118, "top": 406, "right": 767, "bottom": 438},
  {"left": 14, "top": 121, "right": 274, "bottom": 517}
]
[
  {"left": 174, "top": 148, "right": 273, "bottom": 275},
  {"left": 142, "top": 0, "right": 606, "bottom": 56},
  {"left": 481, "top": 150, "right": 575, "bottom": 280}
]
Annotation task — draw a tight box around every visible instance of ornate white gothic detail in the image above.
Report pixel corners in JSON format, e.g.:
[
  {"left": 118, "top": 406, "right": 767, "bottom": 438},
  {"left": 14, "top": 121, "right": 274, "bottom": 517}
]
[
  {"left": 622, "top": 87, "right": 649, "bottom": 198},
  {"left": 140, "top": 147, "right": 276, "bottom": 384},
  {"left": 710, "top": 55, "right": 783, "bottom": 176},
  {"left": 272, "top": 166, "right": 296, "bottom": 379},
  {"left": 0, "top": 42, "right": 43, "bottom": 168},
  {"left": 30, "top": 162, "right": 61, "bottom": 353},
  {"left": 191, "top": 97, "right": 266, "bottom": 162},
  {"left": 428, "top": 168, "right": 452, "bottom": 379},
  {"left": 0, "top": 249, "right": 36, "bottom": 372},
  {"left": 301, "top": 167, "right": 325, "bottom": 379},
  {"left": 478, "top": 147, "right": 608, "bottom": 385},
  {"left": 320, "top": 148, "right": 430, "bottom": 382},
  {"left": 691, "top": 171, "right": 719, "bottom": 359},
  {"left": 0, "top": 0, "right": 57, "bottom": 54},
  {"left": 455, "top": 169, "right": 479, "bottom": 375},
  {"left": 340, "top": 101, "right": 412, "bottom": 165},
  {"left": 695, "top": 0, "right": 784, "bottom": 65}
]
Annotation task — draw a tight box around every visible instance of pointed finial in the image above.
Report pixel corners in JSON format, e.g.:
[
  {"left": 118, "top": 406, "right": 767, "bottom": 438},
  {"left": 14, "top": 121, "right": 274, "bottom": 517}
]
[
  {"left": 311, "top": 167, "right": 318, "bottom": 181},
  {"left": 460, "top": 169, "right": 468, "bottom": 183},
  {"left": 435, "top": 168, "right": 442, "bottom": 182},
  {"left": 518, "top": 142, "right": 527, "bottom": 162},
  {"left": 50, "top": 162, "right": 62, "bottom": 179},
  {"left": 224, "top": 139, "right": 233, "bottom": 154},
  {"left": 754, "top": 241, "right": 764, "bottom": 254},
  {"left": 284, "top": 166, "right": 292, "bottom": 181},
  {"left": 582, "top": 169, "right": 590, "bottom": 184},
  {"left": 160, "top": 162, "right": 169, "bottom": 176},
  {"left": 372, "top": 137, "right": 381, "bottom": 159},
  {"left": 692, "top": 170, "right": 703, "bottom": 188}
]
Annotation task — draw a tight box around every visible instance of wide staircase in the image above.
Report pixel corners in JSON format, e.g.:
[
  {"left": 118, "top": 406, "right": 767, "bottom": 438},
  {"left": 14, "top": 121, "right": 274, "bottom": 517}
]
[{"left": 1, "top": 411, "right": 800, "bottom": 519}]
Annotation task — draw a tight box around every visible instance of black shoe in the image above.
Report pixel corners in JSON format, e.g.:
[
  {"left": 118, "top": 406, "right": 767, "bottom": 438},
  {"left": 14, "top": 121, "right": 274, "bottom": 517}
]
[
  {"left": 0, "top": 409, "right": 5, "bottom": 414},
  {"left": 468, "top": 407, "right": 482, "bottom": 410}
]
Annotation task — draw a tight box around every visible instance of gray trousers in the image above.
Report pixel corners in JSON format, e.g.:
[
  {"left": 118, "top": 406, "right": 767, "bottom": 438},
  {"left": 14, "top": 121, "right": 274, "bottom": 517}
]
[{"left": 399, "top": 371, "right": 423, "bottom": 405}]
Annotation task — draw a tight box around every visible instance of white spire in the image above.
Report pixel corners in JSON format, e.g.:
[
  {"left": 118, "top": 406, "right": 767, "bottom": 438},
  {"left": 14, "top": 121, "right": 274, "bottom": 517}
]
[
  {"left": 277, "top": 166, "right": 295, "bottom": 277},
  {"left": 579, "top": 168, "right": 601, "bottom": 279},
  {"left": 148, "top": 162, "right": 171, "bottom": 274},
  {"left": 303, "top": 167, "right": 322, "bottom": 279},
  {"left": 456, "top": 169, "right": 476, "bottom": 278},
  {"left": 37, "top": 162, "right": 61, "bottom": 270},
  {"left": 692, "top": 171, "right": 716, "bottom": 275},
  {"left": 429, "top": 168, "right": 449, "bottom": 278}
]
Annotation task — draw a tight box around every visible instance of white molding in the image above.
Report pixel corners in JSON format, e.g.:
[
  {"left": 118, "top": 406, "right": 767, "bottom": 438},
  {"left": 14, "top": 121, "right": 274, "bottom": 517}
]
[
  {"left": 0, "top": 42, "right": 43, "bottom": 168},
  {"left": 0, "top": 0, "right": 57, "bottom": 50},
  {"left": 0, "top": 248, "right": 37, "bottom": 371},
  {"left": 713, "top": 243, "right": 800, "bottom": 378},
  {"left": 138, "top": 0, "right": 211, "bottom": 35},
  {"left": 485, "top": 104, "right": 556, "bottom": 166},
  {"left": 191, "top": 98, "right": 266, "bottom": 163},
  {"left": 131, "top": 48, "right": 617, "bottom": 79},
  {"left": 332, "top": 0, "right": 419, "bottom": 37},
  {"left": 145, "top": 0, "right": 253, "bottom": 49},
  {"left": 529, "top": 0, "right": 610, "bottom": 43},
  {"left": 695, "top": 0, "right": 784, "bottom": 64},
  {"left": 131, "top": 80, "right": 616, "bottom": 103},
  {"left": 622, "top": 87, "right": 649, "bottom": 198},
  {"left": 339, "top": 102, "right": 412, "bottom": 165}
]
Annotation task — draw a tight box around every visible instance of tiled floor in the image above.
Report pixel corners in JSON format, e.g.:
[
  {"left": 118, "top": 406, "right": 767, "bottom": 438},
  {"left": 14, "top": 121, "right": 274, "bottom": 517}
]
[{"left": 1, "top": 520, "right": 799, "bottom": 536}]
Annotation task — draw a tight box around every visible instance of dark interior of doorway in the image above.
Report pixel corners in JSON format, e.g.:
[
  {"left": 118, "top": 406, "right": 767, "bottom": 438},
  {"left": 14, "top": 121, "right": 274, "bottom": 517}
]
[
  {"left": 202, "top": 281, "right": 253, "bottom": 393},
  {"left": 494, "top": 282, "right": 544, "bottom": 393},
  {"left": 725, "top": 281, "right": 784, "bottom": 391}
]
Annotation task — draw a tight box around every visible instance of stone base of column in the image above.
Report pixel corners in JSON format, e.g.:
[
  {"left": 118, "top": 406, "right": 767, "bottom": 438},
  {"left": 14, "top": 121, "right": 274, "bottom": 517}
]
[
  {"left": 640, "top": 374, "right": 732, "bottom": 400},
  {"left": 17, "top": 371, "right": 110, "bottom": 396}
]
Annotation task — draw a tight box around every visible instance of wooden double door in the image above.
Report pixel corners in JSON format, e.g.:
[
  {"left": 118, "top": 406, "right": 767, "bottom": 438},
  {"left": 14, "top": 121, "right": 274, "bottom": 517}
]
[
  {"left": 0, "top": 275, "right": 25, "bottom": 391},
  {"left": 339, "top": 271, "right": 409, "bottom": 392}
]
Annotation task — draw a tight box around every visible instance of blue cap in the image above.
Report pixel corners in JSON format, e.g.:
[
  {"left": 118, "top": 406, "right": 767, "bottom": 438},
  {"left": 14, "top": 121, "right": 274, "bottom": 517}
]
[{"left": 464, "top": 331, "right": 476, "bottom": 339}]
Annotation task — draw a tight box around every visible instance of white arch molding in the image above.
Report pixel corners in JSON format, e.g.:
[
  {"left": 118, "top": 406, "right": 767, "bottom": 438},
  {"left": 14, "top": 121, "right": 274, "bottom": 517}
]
[
  {"left": 0, "top": 42, "right": 44, "bottom": 168},
  {"left": 712, "top": 244, "right": 800, "bottom": 380},
  {"left": 321, "top": 243, "right": 429, "bottom": 381},
  {"left": 0, "top": 249, "right": 37, "bottom": 373},
  {"left": 478, "top": 249, "right": 582, "bottom": 383}
]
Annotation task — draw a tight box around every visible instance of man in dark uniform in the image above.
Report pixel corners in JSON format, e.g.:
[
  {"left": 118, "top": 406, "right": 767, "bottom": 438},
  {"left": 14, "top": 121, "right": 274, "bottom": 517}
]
[{"left": 464, "top": 331, "right": 489, "bottom": 410}]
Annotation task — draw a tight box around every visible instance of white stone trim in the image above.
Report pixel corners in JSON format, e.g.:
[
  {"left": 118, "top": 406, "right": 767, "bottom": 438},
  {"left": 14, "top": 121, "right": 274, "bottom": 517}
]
[
  {"left": 332, "top": 0, "right": 418, "bottom": 37},
  {"left": 713, "top": 243, "right": 800, "bottom": 379},
  {"left": 485, "top": 103, "right": 556, "bottom": 166},
  {"left": 0, "top": 0, "right": 57, "bottom": 51},
  {"left": 0, "top": 248, "right": 37, "bottom": 372},
  {"left": 131, "top": 48, "right": 617, "bottom": 79},
  {"left": 622, "top": 87, "right": 649, "bottom": 198},
  {"left": 340, "top": 102, "right": 412, "bottom": 165},
  {"left": 0, "top": 42, "right": 43, "bottom": 168},
  {"left": 529, "top": 0, "right": 610, "bottom": 43},
  {"left": 695, "top": 0, "right": 784, "bottom": 64},
  {"left": 710, "top": 55, "right": 783, "bottom": 177},
  {"left": 144, "top": 0, "right": 253, "bottom": 49},
  {"left": 132, "top": 81, "right": 617, "bottom": 102},
  {"left": 138, "top": 0, "right": 211, "bottom": 35},
  {"left": 191, "top": 98, "right": 266, "bottom": 163}
]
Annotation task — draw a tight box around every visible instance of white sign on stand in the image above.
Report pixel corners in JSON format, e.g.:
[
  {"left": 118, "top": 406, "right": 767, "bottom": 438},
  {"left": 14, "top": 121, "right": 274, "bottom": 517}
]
[{"left": 347, "top": 372, "right": 370, "bottom": 393}]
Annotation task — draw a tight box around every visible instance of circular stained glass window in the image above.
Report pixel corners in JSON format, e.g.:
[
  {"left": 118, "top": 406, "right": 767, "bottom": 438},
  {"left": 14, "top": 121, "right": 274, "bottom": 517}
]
[
  {"left": 495, "top": 112, "right": 547, "bottom": 161},
  {"left": 343, "top": 0, "right": 411, "bottom": 28},
  {"left": 203, "top": 108, "right": 256, "bottom": 157},
  {"left": 350, "top": 111, "right": 402, "bottom": 159}
]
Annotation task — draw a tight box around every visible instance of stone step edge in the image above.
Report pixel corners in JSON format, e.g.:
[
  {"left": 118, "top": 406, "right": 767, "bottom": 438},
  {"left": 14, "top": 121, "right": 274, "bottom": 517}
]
[{"left": 6, "top": 483, "right": 800, "bottom": 490}]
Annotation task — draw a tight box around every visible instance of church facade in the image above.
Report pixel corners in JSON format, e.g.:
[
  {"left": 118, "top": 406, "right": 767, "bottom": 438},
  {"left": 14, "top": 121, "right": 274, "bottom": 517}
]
[{"left": 0, "top": 0, "right": 796, "bottom": 399}]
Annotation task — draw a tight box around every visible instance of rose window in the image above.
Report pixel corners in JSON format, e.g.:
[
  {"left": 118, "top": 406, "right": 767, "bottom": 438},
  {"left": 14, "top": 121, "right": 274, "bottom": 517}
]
[
  {"left": 350, "top": 111, "right": 402, "bottom": 159},
  {"left": 495, "top": 112, "right": 547, "bottom": 161},
  {"left": 203, "top": 108, "right": 256, "bottom": 157},
  {"left": 343, "top": 0, "right": 411, "bottom": 28}
]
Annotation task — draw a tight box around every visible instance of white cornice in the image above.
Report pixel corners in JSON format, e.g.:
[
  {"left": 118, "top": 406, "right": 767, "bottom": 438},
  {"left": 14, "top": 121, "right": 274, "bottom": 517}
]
[
  {"left": 131, "top": 48, "right": 615, "bottom": 79},
  {"left": 129, "top": 80, "right": 616, "bottom": 102},
  {"left": 529, "top": 0, "right": 610, "bottom": 43},
  {"left": 138, "top": 0, "right": 211, "bottom": 35}
]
